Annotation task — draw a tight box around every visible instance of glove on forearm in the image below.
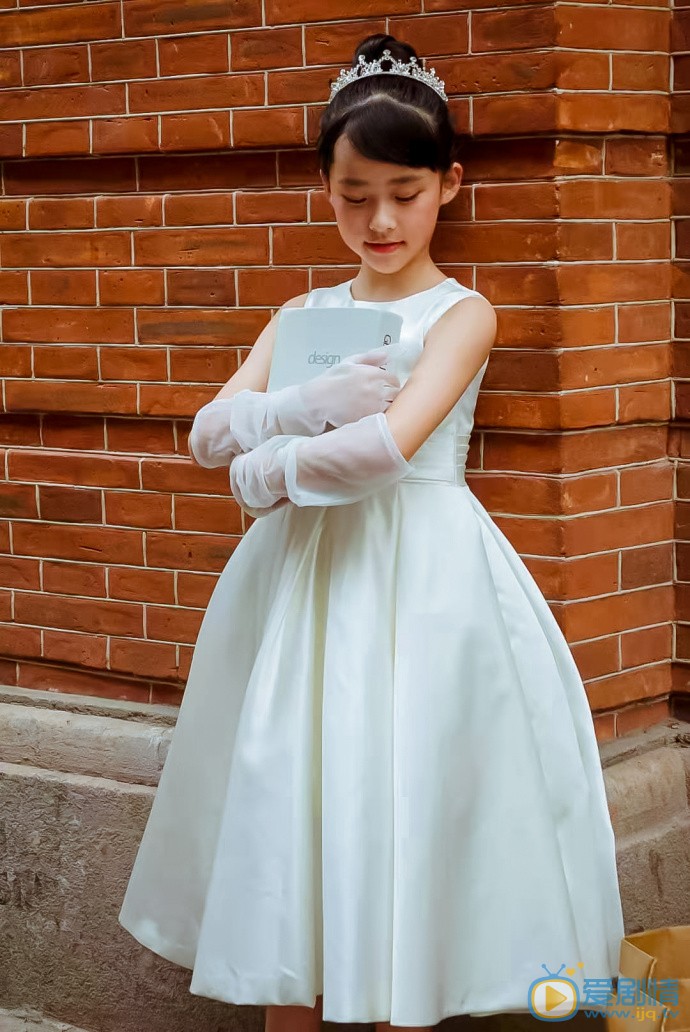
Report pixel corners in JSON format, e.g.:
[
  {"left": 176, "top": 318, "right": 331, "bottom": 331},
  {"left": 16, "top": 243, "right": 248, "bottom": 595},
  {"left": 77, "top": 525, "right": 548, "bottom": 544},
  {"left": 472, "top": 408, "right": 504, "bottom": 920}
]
[{"left": 229, "top": 411, "right": 412, "bottom": 516}]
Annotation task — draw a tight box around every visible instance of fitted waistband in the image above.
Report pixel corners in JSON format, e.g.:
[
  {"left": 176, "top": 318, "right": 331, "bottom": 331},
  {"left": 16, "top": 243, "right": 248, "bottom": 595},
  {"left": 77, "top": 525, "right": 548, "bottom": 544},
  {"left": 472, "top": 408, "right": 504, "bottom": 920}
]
[
  {"left": 398, "top": 429, "right": 469, "bottom": 487},
  {"left": 400, "top": 469, "right": 467, "bottom": 486}
]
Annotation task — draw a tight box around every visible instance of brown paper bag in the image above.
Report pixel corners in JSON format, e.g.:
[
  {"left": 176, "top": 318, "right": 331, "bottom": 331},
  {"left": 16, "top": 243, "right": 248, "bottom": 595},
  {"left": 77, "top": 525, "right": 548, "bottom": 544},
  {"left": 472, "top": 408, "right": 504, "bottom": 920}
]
[{"left": 606, "top": 926, "right": 690, "bottom": 1032}]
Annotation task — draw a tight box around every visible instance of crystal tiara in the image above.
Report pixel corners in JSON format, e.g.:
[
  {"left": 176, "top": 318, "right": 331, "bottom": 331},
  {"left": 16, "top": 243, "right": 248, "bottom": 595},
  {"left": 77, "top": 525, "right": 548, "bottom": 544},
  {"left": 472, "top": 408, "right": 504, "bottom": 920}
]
[{"left": 328, "top": 49, "right": 448, "bottom": 104}]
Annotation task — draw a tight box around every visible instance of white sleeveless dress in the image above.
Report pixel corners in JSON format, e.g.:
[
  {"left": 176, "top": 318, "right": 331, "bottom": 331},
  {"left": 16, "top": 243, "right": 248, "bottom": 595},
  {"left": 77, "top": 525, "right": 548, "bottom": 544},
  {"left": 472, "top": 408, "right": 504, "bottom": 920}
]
[{"left": 118, "top": 276, "right": 625, "bottom": 1027}]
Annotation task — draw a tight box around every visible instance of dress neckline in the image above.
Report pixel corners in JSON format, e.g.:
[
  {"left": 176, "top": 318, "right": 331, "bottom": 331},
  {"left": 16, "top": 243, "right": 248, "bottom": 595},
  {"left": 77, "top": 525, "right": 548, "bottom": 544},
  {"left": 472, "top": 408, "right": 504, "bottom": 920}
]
[{"left": 346, "top": 277, "right": 453, "bottom": 305}]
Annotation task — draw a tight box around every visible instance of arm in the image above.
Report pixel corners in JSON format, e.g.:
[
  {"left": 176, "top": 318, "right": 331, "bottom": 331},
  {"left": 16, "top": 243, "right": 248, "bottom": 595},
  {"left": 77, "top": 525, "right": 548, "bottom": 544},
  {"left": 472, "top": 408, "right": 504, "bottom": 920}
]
[
  {"left": 229, "top": 295, "right": 497, "bottom": 516},
  {"left": 385, "top": 294, "right": 497, "bottom": 461}
]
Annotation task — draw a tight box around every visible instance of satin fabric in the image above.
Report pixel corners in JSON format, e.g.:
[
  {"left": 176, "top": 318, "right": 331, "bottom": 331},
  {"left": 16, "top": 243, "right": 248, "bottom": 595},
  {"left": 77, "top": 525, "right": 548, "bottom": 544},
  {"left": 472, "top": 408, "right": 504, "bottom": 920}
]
[{"left": 118, "top": 277, "right": 625, "bottom": 1026}]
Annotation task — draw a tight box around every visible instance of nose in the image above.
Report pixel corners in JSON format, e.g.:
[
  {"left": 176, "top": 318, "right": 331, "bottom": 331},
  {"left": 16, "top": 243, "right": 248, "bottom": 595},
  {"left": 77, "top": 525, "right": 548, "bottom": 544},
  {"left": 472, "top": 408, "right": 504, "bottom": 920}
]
[{"left": 368, "top": 201, "right": 397, "bottom": 235}]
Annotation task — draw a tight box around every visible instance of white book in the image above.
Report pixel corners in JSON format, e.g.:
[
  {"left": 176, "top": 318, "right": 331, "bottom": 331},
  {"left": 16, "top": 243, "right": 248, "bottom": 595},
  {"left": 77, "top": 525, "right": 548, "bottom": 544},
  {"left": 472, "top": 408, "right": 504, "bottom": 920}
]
[{"left": 267, "top": 306, "right": 403, "bottom": 392}]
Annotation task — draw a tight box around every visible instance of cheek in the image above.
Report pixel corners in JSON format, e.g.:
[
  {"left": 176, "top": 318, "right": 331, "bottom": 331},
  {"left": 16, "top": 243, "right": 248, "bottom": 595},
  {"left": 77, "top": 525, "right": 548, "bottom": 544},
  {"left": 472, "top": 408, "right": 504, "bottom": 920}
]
[
  {"left": 411, "top": 198, "right": 439, "bottom": 225},
  {"left": 333, "top": 203, "right": 363, "bottom": 233}
]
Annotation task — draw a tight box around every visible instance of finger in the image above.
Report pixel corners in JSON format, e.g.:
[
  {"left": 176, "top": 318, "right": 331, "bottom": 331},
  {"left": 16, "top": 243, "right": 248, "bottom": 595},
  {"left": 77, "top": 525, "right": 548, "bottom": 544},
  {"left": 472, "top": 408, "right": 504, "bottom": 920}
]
[{"left": 351, "top": 346, "right": 391, "bottom": 365}]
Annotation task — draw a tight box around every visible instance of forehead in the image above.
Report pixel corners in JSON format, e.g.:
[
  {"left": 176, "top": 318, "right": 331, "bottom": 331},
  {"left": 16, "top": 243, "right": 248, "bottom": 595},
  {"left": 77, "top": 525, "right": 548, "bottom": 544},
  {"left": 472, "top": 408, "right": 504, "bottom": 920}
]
[{"left": 331, "top": 134, "right": 432, "bottom": 186}]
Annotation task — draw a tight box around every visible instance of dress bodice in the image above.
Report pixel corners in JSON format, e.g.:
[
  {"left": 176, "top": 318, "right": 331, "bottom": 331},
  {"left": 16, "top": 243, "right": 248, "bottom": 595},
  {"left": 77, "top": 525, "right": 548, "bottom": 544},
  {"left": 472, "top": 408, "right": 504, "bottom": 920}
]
[{"left": 304, "top": 277, "right": 490, "bottom": 487}]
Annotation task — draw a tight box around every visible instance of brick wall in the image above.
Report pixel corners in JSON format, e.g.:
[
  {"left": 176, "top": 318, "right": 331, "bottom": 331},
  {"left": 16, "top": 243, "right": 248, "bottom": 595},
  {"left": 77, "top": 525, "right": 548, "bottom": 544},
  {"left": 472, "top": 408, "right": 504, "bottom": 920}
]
[
  {"left": 673, "top": 1, "right": 690, "bottom": 720},
  {"left": 0, "top": 0, "right": 681, "bottom": 740}
]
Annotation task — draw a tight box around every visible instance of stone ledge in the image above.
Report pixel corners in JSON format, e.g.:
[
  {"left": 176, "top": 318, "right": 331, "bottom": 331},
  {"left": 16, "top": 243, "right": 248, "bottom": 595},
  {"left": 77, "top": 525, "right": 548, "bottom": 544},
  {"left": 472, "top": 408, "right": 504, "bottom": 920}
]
[
  {"left": 0, "top": 685, "right": 178, "bottom": 728},
  {"left": 0, "top": 699, "right": 171, "bottom": 787},
  {"left": 599, "top": 717, "right": 690, "bottom": 769},
  {"left": 0, "top": 1005, "right": 94, "bottom": 1031}
]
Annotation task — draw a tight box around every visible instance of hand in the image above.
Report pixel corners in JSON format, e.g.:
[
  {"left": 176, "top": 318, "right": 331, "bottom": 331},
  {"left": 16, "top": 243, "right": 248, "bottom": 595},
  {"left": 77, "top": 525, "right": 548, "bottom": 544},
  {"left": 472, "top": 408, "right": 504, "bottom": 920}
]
[{"left": 296, "top": 345, "right": 402, "bottom": 430}]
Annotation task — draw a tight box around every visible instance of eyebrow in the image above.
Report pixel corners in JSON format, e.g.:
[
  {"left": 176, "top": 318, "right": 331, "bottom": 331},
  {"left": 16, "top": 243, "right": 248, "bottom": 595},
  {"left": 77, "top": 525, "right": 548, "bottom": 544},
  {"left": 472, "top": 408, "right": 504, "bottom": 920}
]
[{"left": 337, "top": 174, "right": 424, "bottom": 186}]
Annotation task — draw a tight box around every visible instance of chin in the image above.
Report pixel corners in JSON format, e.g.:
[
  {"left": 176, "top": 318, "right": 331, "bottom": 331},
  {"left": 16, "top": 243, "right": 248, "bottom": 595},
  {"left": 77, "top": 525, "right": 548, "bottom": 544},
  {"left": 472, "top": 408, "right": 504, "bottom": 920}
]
[{"left": 360, "top": 247, "right": 408, "bottom": 264}]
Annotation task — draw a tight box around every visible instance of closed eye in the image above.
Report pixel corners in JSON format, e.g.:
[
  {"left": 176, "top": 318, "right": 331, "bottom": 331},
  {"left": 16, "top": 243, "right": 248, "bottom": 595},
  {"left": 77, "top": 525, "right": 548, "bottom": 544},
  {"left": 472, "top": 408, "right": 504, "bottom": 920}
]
[{"left": 342, "top": 194, "right": 420, "bottom": 205}]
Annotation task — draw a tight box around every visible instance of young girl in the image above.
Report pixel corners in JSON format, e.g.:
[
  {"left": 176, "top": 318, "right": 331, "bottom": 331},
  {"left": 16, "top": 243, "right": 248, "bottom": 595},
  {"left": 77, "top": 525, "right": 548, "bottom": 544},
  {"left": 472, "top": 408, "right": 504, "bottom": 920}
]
[{"left": 118, "top": 32, "right": 625, "bottom": 1032}]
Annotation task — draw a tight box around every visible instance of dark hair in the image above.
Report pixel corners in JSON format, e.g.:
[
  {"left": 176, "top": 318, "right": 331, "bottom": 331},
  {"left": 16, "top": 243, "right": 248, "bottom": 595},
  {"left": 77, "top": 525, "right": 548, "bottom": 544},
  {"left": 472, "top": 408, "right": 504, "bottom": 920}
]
[{"left": 317, "top": 33, "right": 462, "bottom": 178}]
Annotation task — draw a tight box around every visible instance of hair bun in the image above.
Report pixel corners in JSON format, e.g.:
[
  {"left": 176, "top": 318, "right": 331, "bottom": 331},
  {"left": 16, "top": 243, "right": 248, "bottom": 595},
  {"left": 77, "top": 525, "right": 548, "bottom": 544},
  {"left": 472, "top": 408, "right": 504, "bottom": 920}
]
[{"left": 352, "top": 33, "right": 419, "bottom": 69}]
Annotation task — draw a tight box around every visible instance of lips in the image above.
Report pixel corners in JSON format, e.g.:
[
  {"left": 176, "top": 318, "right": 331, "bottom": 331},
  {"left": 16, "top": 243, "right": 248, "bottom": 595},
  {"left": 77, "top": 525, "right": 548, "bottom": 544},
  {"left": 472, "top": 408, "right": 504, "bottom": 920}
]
[{"left": 365, "top": 241, "right": 403, "bottom": 253}]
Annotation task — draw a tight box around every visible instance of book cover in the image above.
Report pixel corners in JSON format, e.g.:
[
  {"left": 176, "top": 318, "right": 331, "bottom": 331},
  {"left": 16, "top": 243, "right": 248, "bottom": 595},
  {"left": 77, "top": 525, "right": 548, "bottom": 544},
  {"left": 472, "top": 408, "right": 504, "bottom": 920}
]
[{"left": 267, "top": 306, "right": 404, "bottom": 392}]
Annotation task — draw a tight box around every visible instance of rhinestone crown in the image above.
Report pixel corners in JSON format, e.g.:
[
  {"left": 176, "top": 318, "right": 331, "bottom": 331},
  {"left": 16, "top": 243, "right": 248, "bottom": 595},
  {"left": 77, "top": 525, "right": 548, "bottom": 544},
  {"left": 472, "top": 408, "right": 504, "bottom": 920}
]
[{"left": 328, "top": 49, "right": 448, "bottom": 104}]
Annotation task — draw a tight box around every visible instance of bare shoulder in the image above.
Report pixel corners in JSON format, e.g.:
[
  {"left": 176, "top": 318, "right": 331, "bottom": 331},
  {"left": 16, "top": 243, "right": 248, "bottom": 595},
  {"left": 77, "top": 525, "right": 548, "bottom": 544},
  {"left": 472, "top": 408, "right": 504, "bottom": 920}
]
[
  {"left": 426, "top": 292, "right": 497, "bottom": 358},
  {"left": 435, "top": 292, "right": 496, "bottom": 332}
]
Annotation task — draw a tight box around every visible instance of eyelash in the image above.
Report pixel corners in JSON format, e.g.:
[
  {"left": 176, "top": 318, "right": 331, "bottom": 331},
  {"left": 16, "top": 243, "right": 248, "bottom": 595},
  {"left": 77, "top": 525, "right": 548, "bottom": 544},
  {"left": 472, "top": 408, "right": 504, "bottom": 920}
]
[{"left": 343, "top": 193, "right": 420, "bottom": 205}]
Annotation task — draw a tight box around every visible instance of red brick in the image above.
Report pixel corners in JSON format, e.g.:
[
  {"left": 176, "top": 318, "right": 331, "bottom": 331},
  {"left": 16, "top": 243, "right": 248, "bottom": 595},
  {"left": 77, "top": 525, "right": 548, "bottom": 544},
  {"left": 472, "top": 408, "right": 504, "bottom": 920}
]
[
  {"left": 557, "top": 5, "right": 669, "bottom": 50},
  {"left": 440, "top": 52, "right": 555, "bottom": 95},
  {"left": 161, "top": 112, "right": 231, "bottom": 151},
  {"left": 92, "top": 117, "right": 159, "bottom": 155},
  {"left": 134, "top": 226, "right": 268, "bottom": 267},
  {"left": 1, "top": 83, "right": 125, "bottom": 122},
  {"left": 558, "top": 93, "right": 670, "bottom": 134},
  {"left": 231, "top": 26, "right": 302, "bottom": 70},
  {"left": 109, "top": 638, "right": 178, "bottom": 680},
  {"left": 26, "top": 120, "right": 90, "bottom": 157},
  {"left": 606, "top": 137, "right": 668, "bottom": 176},
  {"left": 166, "top": 270, "right": 236, "bottom": 307},
  {"left": 99, "top": 270, "right": 165, "bottom": 306},
  {"left": 236, "top": 190, "right": 308, "bottom": 224},
  {"left": 233, "top": 106, "right": 306, "bottom": 148},
  {"left": 31, "top": 270, "right": 96, "bottom": 306},
  {"left": 0, "top": 4, "right": 121, "bottom": 46},
  {"left": 388, "top": 13, "right": 469, "bottom": 55},
  {"left": 266, "top": 0, "right": 418, "bottom": 25},
  {"left": 615, "top": 697, "right": 671, "bottom": 736},
  {"left": 129, "top": 74, "right": 263, "bottom": 114},
  {"left": 124, "top": 0, "right": 261, "bottom": 36},
  {"left": 91, "top": 39, "right": 157, "bottom": 81},
  {"left": 613, "top": 53, "right": 670, "bottom": 92},
  {"left": 237, "top": 268, "right": 310, "bottom": 306},
  {"left": 159, "top": 33, "right": 229, "bottom": 76},
  {"left": 0, "top": 274, "right": 29, "bottom": 306},
  {"left": 23, "top": 44, "right": 89, "bottom": 86},
  {"left": 42, "top": 630, "right": 108, "bottom": 670},
  {"left": 472, "top": 6, "right": 555, "bottom": 51},
  {"left": 304, "top": 19, "right": 386, "bottom": 64}
]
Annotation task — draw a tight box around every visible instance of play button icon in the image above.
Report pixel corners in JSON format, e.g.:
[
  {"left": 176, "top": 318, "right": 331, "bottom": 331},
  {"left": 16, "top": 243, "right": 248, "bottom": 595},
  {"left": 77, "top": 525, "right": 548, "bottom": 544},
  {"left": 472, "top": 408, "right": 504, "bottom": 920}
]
[{"left": 528, "top": 976, "right": 580, "bottom": 1020}]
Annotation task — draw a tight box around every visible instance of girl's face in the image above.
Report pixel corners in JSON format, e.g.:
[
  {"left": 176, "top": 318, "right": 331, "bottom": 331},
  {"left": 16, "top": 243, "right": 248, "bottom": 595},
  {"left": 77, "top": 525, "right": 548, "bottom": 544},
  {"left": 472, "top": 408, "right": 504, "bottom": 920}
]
[{"left": 320, "top": 134, "right": 462, "bottom": 275}]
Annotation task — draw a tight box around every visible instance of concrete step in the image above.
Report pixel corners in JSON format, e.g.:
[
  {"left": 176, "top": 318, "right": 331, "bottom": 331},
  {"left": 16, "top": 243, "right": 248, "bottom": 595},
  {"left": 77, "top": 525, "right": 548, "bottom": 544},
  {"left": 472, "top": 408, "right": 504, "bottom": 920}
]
[{"left": 0, "top": 1006, "right": 93, "bottom": 1032}]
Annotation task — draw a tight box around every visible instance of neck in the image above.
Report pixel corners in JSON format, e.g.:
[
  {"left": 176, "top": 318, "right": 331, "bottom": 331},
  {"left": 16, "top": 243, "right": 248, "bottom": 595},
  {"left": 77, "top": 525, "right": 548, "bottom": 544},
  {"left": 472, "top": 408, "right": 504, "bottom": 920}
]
[{"left": 351, "top": 256, "right": 446, "bottom": 302}]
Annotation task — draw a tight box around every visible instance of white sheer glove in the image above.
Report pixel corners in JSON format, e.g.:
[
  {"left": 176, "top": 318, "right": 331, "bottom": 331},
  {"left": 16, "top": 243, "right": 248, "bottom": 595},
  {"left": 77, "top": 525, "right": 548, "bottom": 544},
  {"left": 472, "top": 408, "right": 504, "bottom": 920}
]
[
  {"left": 188, "top": 346, "right": 401, "bottom": 469},
  {"left": 229, "top": 411, "right": 413, "bottom": 517}
]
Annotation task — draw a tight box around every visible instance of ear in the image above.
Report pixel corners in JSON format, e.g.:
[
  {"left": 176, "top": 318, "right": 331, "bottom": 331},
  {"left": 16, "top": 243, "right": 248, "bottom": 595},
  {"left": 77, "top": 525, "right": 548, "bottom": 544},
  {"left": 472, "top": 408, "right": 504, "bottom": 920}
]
[{"left": 439, "top": 162, "right": 463, "bottom": 207}]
